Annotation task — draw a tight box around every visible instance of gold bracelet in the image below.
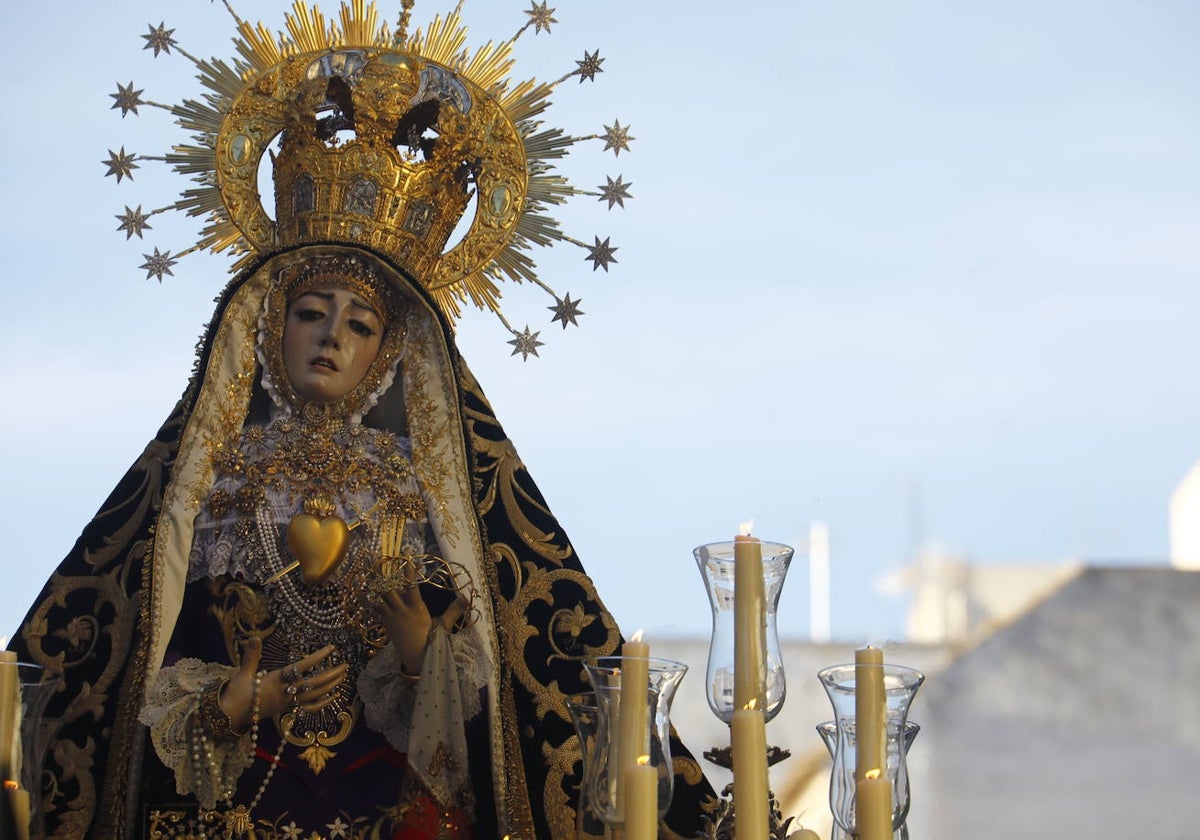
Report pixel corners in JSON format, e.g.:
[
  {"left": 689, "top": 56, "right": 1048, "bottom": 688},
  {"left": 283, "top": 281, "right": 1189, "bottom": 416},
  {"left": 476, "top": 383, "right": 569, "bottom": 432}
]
[{"left": 196, "top": 680, "right": 239, "bottom": 741}]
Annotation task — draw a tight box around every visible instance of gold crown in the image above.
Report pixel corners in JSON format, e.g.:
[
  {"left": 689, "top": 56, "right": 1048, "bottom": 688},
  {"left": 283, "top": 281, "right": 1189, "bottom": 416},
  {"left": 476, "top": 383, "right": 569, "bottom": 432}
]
[
  {"left": 269, "top": 54, "right": 478, "bottom": 282},
  {"left": 106, "top": 1, "right": 636, "bottom": 358}
]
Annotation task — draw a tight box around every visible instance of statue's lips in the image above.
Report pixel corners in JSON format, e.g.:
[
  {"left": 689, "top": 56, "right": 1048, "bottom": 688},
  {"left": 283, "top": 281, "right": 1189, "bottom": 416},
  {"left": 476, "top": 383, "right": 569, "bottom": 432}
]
[{"left": 310, "top": 356, "right": 339, "bottom": 371}]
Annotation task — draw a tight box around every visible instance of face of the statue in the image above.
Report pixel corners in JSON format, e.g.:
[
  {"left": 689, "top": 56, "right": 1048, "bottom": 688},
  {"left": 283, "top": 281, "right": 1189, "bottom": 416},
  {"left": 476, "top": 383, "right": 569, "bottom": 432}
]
[{"left": 283, "top": 284, "right": 385, "bottom": 404}]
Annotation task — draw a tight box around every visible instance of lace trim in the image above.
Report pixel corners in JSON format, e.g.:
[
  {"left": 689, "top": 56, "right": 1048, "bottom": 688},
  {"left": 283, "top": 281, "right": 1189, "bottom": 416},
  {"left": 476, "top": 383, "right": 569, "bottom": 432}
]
[
  {"left": 357, "top": 644, "right": 420, "bottom": 749},
  {"left": 188, "top": 426, "right": 421, "bottom": 583},
  {"left": 139, "top": 659, "right": 253, "bottom": 809}
]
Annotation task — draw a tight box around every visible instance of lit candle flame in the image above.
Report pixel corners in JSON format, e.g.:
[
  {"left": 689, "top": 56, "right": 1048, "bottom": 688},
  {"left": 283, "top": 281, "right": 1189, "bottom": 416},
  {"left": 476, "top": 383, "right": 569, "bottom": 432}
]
[
  {"left": 865, "top": 768, "right": 882, "bottom": 780},
  {"left": 636, "top": 754, "right": 650, "bottom": 767},
  {"left": 3, "top": 780, "right": 18, "bottom": 790},
  {"left": 746, "top": 697, "right": 758, "bottom": 711},
  {"left": 630, "top": 629, "right": 645, "bottom": 643},
  {"left": 738, "top": 520, "right": 754, "bottom": 537}
]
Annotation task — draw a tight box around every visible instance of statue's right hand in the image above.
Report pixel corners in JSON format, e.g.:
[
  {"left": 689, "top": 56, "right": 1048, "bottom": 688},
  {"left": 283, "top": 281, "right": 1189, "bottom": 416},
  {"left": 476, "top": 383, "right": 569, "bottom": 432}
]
[{"left": 217, "top": 637, "right": 348, "bottom": 729}]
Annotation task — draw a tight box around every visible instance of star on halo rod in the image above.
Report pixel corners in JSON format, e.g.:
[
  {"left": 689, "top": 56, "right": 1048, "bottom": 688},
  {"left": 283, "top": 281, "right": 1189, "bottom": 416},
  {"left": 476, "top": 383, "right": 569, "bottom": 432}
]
[{"left": 102, "top": 0, "right": 636, "bottom": 359}]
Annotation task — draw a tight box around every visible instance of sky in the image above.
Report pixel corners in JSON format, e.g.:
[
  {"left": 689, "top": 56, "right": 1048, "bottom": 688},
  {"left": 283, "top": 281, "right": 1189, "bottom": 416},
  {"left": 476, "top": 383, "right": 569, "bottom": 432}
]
[{"left": 1, "top": 0, "right": 1198, "bottom": 644}]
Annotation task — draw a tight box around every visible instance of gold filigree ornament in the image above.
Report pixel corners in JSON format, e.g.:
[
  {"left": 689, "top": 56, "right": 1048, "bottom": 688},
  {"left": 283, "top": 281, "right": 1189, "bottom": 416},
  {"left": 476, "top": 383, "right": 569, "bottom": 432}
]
[
  {"left": 108, "top": 0, "right": 635, "bottom": 359},
  {"left": 358, "top": 513, "right": 482, "bottom": 646}
]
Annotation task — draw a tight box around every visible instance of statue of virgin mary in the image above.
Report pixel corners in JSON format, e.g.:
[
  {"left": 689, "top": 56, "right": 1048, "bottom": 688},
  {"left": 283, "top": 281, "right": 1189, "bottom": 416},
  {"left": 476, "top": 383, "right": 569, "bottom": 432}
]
[{"left": 7, "top": 4, "right": 715, "bottom": 839}]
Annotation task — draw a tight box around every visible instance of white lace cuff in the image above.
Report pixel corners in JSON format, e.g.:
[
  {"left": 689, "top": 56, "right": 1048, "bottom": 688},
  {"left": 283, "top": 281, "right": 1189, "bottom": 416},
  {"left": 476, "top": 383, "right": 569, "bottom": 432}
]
[
  {"left": 138, "top": 659, "right": 253, "bottom": 809},
  {"left": 358, "top": 643, "right": 420, "bottom": 750}
]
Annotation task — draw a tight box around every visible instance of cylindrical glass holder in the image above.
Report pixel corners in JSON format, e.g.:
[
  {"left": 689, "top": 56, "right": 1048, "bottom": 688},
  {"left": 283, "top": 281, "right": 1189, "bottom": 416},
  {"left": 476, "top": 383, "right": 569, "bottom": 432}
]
[
  {"left": 818, "top": 720, "right": 920, "bottom": 840},
  {"left": 582, "top": 656, "right": 687, "bottom": 828},
  {"left": 817, "top": 664, "right": 924, "bottom": 838},
  {"left": 693, "top": 540, "right": 793, "bottom": 723},
  {"left": 566, "top": 692, "right": 605, "bottom": 839}
]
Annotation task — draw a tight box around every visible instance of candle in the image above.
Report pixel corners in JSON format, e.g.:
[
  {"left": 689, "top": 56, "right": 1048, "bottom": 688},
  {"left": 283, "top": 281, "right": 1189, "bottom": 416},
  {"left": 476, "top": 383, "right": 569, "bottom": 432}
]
[
  {"left": 623, "top": 755, "right": 658, "bottom": 840},
  {"left": 616, "top": 633, "right": 650, "bottom": 819},
  {"left": 0, "top": 656, "right": 25, "bottom": 840},
  {"left": 733, "top": 533, "right": 766, "bottom": 712},
  {"left": 854, "top": 646, "right": 886, "bottom": 780},
  {"left": 0, "top": 652, "right": 18, "bottom": 783},
  {"left": 731, "top": 701, "right": 769, "bottom": 840},
  {"left": 855, "top": 769, "right": 892, "bottom": 840},
  {"left": 4, "top": 781, "right": 30, "bottom": 840}
]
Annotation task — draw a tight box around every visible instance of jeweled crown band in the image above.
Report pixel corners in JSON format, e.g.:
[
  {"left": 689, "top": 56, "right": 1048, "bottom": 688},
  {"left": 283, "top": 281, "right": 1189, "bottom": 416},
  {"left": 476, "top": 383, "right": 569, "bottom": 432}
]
[{"left": 278, "top": 253, "right": 401, "bottom": 326}]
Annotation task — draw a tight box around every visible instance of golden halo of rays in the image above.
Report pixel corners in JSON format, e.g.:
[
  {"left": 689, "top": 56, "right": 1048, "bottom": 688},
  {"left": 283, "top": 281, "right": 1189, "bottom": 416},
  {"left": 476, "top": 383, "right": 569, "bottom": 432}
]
[{"left": 167, "top": 0, "right": 580, "bottom": 322}]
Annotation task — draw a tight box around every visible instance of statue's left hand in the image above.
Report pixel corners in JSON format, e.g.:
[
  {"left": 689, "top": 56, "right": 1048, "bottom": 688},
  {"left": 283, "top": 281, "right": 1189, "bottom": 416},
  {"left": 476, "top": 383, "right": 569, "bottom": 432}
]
[{"left": 378, "top": 583, "right": 433, "bottom": 675}]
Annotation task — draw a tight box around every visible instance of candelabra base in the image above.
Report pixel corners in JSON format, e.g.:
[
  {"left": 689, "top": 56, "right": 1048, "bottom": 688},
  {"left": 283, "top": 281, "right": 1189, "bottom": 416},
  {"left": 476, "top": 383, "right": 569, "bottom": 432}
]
[
  {"left": 698, "top": 785, "right": 805, "bottom": 840},
  {"left": 702, "top": 744, "right": 792, "bottom": 770}
]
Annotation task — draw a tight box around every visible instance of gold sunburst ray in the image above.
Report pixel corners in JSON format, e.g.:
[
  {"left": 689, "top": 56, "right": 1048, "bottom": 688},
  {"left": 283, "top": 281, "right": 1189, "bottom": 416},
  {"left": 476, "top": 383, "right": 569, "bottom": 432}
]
[
  {"left": 195, "top": 58, "right": 246, "bottom": 105},
  {"left": 523, "top": 126, "right": 574, "bottom": 161},
  {"left": 515, "top": 212, "right": 563, "bottom": 247},
  {"left": 165, "top": 146, "right": 217, "bottom": 176},
  {"left": 340, "top": 0, "right": 389, "bottom": 46},
  {"left": 174, "top": 186, "right": 225, "bottom": 218},
  {"left": 444, "top": 292, "right": 476, "bottom": 322},
  {"left": 216, "top": 0, "right": 250, "bottom": 32},
  {"left": 200, "top": 93, "right": 229, "bottom": 116},
  {"left": 493, "top": 248, "right": 539, "bottom": 284},
  {"left": 522, "top": 197, "right": 557, "bottom": 219},
  {"left": 187, "top": 132, "right": 218, "bottom": 150},
  {"left": 460, "top": 40, "right": 517, "bottom": 92},
  {"left": 527, "top": 174, "right": 577, "bottom": 206},
  {"left": 528, "top": 274, "right": 557, "bottom": 297},
  {"left": 501, "top": 80, "right": 554, "bottom": 124},
  {"left": 196, "top": 221, "right": 247, "bottom": 254},
  {"left": 284, "top": 1, "right": 337, "bottom": 53},
  {"left": 409, "top": 12, "right": 470, "bottom": 67},
  {"left": 433, "top": 267, "right": 504, "bottom": 320},
  {"left": 232, "top": 19, "right": 288, "bottom": 72},
  {"left": 461, "top": 272, "right": 503, "bottom": 311},
  {"left": 171, "top": 243, "right": 204, "bottom": 260},
  {"left": 171, "top": 99, "right": 224, "bottom": 140},
  {"left": 430, "top": 287, "right": 461, "bottom": 320}
]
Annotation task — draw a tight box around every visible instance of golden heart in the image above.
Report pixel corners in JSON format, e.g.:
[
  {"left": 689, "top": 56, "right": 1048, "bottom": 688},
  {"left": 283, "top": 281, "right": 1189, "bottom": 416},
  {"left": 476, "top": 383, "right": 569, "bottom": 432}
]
[{"left": 286, "top": 513, "right": 350, "bottom": 585}]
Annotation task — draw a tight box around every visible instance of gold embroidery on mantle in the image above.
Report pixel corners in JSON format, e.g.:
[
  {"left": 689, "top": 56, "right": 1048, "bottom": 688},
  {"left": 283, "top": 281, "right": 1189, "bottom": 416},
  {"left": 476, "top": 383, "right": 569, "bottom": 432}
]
[
  {"left": 405, "top": 314, "right": 463, "bottom": 549},
  {"left": 426, "top": 741, "right": 457, "bottom": 777},
  {"left": 187, "top": 298, "right": 263, "bottom": 511},
  {"left": 467, "top": 406, "right": 570, "bottom": 566},
  {"left": 19, "top": 432, "right": 168, "bottom": 837}
]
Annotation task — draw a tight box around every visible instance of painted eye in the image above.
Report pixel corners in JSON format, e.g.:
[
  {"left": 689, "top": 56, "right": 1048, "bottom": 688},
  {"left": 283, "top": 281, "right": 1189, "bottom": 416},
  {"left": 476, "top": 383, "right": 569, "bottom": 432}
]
[
  {"left": 349, "top": 319, "right": 376, "bottom": 337},
  {"left": 294, "top": 308, "right": 325, "bottom": 322}
]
